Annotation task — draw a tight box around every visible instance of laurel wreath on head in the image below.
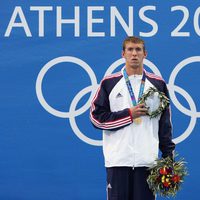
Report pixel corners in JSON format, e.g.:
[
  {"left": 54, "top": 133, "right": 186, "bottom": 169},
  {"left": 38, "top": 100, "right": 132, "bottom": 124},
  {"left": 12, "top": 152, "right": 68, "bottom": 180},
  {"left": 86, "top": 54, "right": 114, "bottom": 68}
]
[{"left": 139, "top": 87, "right": 170, "bottom": 118}]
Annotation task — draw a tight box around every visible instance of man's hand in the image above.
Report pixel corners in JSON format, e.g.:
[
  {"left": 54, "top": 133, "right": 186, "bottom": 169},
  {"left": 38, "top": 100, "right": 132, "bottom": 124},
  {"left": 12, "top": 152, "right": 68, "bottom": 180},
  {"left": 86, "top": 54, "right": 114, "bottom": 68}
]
[{"left": 129, "top": 103, "right": 148, "bottom": 119}]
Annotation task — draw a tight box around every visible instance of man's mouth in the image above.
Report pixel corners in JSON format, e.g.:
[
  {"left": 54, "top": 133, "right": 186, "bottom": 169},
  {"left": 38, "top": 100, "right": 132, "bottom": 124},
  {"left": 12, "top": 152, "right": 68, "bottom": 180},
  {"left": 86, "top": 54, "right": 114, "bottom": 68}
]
[{"left": 131, "top": 58, "right": 138, "bottom": 61}]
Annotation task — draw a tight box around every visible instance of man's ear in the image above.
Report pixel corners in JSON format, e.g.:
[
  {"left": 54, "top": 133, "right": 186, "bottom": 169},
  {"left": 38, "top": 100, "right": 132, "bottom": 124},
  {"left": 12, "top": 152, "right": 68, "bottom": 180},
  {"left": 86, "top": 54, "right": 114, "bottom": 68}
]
[
  {"left": 122, "top": 50, "right": 125, "bottom": 58},
  {"left": 144, "top": 50, "right": 147, "bottom": 58}
]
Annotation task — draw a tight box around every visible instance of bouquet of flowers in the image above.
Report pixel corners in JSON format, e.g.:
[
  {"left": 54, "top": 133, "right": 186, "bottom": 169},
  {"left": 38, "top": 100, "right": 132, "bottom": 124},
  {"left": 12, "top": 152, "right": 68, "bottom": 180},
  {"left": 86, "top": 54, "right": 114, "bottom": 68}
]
[
  {"left": 139, "top": 87, "right": 170, "bottom": 118},
  {"left": 147, "top": 155, "right": 188, "bottom": 197}
]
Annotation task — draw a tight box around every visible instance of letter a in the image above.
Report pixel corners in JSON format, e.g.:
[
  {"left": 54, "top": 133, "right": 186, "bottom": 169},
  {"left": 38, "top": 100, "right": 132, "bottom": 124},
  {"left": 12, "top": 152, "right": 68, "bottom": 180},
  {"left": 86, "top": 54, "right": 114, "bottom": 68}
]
[{"left": 5, "top": 6, "right": 32, "bottom": 37}]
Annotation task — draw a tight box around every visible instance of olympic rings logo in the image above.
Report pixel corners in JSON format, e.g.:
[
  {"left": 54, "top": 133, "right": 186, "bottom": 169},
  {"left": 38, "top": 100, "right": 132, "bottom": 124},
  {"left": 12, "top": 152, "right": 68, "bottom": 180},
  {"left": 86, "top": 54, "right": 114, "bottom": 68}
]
[{"left": 35, "top": 56, "right": 200, "bottom": 146}]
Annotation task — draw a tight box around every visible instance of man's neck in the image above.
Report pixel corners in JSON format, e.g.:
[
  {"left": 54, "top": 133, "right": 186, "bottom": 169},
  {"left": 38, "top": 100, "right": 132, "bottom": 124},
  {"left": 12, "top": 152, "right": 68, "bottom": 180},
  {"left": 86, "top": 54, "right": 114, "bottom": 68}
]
[{"left": 125, "top": 66, "right": 143, "bottom": 76}]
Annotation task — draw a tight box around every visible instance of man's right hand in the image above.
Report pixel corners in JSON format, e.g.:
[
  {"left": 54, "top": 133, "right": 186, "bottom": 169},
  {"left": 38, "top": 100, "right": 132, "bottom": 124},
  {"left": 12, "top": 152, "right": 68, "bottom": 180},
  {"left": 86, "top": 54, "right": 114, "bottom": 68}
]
[{"left": 129, "top": 103, "right": 148, "bottom": 119}]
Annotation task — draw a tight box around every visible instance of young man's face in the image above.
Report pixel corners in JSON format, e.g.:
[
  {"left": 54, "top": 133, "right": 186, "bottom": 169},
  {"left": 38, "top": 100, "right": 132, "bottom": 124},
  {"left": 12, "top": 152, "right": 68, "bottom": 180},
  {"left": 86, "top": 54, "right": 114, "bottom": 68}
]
[{"left": 122, "top": 42, "right": 147, "bottom": 69}]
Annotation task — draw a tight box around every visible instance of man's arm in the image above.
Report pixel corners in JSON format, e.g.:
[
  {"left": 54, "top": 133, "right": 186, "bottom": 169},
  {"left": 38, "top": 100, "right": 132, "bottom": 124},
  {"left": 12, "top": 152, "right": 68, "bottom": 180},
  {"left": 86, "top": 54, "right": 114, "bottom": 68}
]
[
  {"left": 158, "top": 83, "right": 175, "bottom": 158},
  {"left": 90, "top": 81, "right": 133, "bottom": 131}
]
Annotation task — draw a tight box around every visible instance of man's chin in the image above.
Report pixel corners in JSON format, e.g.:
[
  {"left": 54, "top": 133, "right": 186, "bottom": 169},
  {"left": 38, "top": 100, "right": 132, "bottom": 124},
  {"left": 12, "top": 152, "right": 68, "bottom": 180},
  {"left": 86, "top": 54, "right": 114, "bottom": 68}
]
[{"left": 130, "top": 64, "right": 140, "bottom": 68}]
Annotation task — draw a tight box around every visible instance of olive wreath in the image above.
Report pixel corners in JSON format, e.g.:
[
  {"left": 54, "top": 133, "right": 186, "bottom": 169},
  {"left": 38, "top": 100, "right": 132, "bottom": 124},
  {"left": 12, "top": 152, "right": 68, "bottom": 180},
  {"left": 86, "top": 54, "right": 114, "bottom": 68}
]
[{"left": 139, "top": 87, "right": 170, "bottom": 118}]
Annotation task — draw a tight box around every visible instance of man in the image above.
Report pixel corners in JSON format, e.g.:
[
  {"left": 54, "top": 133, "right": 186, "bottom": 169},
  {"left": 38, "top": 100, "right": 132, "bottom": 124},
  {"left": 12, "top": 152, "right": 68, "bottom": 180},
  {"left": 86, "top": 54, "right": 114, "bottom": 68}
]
[{"left": 90, "top": 36, "right": 175, "bottom": 200}]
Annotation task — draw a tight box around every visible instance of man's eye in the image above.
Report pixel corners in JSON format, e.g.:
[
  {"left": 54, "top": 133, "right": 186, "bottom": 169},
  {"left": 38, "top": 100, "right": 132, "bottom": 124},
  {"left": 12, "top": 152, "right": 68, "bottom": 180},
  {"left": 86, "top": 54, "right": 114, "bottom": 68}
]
[
  {"left": 136, "top": 47, "right": 142, "bottom": 51},
  {"left": 127, "top": 48, "right": 133, "bottom": 51}
]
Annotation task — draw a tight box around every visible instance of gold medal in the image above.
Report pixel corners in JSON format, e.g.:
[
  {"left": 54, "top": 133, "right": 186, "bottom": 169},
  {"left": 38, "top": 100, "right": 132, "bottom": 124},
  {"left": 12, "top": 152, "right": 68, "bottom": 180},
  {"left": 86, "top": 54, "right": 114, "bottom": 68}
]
[{"left": 134, "top": 117, "right": 142, "bottom": 124}]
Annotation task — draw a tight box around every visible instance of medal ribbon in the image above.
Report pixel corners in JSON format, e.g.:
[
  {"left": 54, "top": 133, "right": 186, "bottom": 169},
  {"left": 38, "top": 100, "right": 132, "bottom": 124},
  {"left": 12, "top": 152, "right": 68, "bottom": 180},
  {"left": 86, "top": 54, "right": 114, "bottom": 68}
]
[{"left": 123, "top": 68, "right": 146, "bottom": 106}]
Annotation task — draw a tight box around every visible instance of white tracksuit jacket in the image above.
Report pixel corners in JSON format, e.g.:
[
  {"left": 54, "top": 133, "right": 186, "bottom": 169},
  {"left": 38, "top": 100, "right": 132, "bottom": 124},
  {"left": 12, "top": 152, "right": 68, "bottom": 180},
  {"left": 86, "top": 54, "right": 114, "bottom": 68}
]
[{"left": 90, "top": 68, "right": 175, "bottom": 168}]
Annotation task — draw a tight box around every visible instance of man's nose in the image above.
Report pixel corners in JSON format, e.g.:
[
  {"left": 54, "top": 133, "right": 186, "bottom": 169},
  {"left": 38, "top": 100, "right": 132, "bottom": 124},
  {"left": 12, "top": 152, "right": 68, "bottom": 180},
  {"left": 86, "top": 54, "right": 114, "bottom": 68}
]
[{"left": 132, "top": 49, "right": 137, "bottom": 55}]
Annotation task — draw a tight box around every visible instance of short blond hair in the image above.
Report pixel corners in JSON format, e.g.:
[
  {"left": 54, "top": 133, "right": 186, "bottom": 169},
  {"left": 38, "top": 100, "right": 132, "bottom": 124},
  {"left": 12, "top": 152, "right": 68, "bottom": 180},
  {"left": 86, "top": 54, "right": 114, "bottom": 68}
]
[{"left": 122, "top": 36, "right": 146, "bottom": 52}]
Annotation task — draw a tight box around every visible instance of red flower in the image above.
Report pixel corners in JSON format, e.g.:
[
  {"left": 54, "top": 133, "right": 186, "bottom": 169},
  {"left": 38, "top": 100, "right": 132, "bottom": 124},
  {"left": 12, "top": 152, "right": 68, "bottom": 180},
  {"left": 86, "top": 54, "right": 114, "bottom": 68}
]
[
  {"left": 159, "top": 167, "right": 168, "bottom": 175},
  {"left": 163, "top": 182, "right": 170, "bottom": 187},
  {"left": 172, "top": 175, "right": 180, "bottom": 183}
]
